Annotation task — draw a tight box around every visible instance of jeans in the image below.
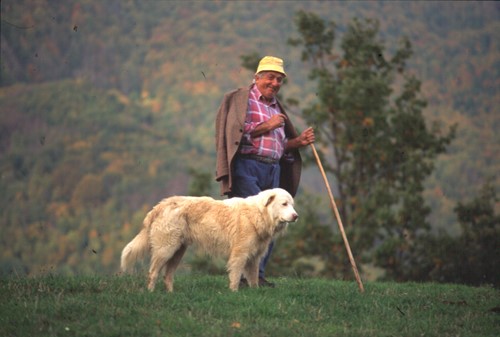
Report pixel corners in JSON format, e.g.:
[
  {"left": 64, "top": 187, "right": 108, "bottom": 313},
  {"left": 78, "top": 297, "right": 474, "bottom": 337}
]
[{"left": 229, "top": 156, "right": 281, "bottom": 278}]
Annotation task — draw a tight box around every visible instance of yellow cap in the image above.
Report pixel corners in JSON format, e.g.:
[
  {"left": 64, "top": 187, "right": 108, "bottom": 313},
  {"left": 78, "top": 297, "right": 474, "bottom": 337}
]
[{"left": 255, "top": 56, "right": 287, "bottom": 77}]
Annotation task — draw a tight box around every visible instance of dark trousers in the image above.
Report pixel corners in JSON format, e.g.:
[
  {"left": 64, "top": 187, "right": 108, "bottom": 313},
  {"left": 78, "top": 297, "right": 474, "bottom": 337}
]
[{"left": 229, "top": 156, "right": 281, "bottom": 278}]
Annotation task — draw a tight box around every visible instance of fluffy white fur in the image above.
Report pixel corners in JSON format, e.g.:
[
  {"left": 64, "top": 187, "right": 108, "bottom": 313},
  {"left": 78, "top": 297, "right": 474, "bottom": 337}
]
[{"left": 120, "top": 188, "right": 298, "bottom": 292}]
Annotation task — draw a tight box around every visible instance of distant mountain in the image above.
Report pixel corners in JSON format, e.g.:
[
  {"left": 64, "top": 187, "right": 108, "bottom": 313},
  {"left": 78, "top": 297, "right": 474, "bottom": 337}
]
[{"left": 0, "top": 0, "right": 498, "bottom": 274}]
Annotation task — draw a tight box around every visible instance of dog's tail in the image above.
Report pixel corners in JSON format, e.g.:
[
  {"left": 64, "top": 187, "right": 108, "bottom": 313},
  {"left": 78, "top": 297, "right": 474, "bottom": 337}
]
[
  {"left": 120, "top": 228, "right": 149, "bottom": 273},
  {"left": 120, "top": 204, "right": 162, "bottom": 273}
]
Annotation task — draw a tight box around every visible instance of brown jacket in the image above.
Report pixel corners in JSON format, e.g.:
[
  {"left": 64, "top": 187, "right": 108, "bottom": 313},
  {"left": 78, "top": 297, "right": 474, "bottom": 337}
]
[{"left": 215, "top": 86, "right": 302, "bottom": 196}]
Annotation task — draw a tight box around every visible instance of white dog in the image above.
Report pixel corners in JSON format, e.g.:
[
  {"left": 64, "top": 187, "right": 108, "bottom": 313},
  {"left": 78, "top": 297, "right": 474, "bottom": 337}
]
[{"left": 120, "top": 188, "right": 298, "bottom": 292}]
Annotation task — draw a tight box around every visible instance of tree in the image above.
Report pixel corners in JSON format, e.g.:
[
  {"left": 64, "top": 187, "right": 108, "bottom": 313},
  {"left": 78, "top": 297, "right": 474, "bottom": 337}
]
[
  {"left": 397, "top": 180, "right": 500, "bottom": 286},
  {"left": 449, "top": 180, "right": 500, "bottom": 286},
  {"left": 286, "top": 11, "right": 456, "bottom": 276}
]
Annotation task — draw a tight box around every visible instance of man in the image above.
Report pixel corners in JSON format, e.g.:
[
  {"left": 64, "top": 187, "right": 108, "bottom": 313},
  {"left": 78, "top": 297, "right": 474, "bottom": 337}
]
[{"left": 215, "top": 56, "right": 314, "bottom": 287}]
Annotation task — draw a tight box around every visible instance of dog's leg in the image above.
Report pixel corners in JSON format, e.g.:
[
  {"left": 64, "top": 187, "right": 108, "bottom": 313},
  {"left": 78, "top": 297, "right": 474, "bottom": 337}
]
[
  {"left": 163, "top": 244, "right": 187, "bottom": 292},
  {"left": 148, "top": 244, "right": 181, "bottom": 292},
  {"left": 244, "top": 258, "right": 260, "bottom": 288},
  {"left": 227, "top": 251, "right": 248, "bottom": 291}
]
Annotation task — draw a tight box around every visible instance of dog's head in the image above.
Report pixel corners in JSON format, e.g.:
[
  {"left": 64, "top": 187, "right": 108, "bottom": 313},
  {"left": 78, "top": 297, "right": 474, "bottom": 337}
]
[{"left": 261, "top": 188, "right": 299, "bottom": 225}]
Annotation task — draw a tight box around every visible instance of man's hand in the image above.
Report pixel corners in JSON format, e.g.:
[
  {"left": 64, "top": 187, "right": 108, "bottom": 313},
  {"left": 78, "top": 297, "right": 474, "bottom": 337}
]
[
  {"left": 267, "top": 114, "right": 288, "bottom": 130},
  {"left": 286, "top": 127, "right": 315, "bottom": 150},
  {"left": 250, "top": 114, "right": 288, "bottom": 137}
]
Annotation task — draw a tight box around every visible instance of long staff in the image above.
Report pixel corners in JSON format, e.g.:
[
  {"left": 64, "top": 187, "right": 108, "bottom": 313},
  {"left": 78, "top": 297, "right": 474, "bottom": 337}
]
[{"left": 309, "top": 143, "right": 365, "bottom": 293}]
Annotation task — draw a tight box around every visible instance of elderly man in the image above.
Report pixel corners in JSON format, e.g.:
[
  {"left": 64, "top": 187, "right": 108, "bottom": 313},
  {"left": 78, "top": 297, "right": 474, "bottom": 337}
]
[{"left": 215, "top": 56, "right": 314, "bottom": 287}]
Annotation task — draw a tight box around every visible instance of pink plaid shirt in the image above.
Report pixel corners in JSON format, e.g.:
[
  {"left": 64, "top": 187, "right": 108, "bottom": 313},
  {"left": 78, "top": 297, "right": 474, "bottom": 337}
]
[{"left": 239, "top": 85, "right": 287, "bottom": 160}]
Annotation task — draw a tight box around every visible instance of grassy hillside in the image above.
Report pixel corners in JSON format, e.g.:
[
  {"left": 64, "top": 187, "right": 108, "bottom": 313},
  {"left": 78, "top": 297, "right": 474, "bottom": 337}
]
[{"left": 1, "top": 274, "right": 498, "bottom": 337}]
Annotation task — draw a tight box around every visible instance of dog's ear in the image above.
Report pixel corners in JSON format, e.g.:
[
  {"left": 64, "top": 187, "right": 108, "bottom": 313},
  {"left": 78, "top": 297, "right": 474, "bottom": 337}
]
[{"left": 265, "top": 194, "right": 276, "bottom": 207}]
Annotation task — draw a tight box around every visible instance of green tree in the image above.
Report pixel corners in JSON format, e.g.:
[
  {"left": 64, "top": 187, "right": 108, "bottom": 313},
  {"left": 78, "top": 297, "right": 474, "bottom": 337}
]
[
  {"left": 450, "top": 180, "right": 500, "bottom": 285},
  {"left": 287, "top": 11, "right": 456, "bottom": 277},
  {"left": 399, "top": 180, "right": 500, "bottom": 286}
]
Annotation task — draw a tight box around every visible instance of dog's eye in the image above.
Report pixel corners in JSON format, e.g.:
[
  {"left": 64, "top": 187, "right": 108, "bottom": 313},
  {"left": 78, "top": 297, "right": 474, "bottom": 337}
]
[{"left": 282, "top": 202, "right": 288, "bottom": 206}]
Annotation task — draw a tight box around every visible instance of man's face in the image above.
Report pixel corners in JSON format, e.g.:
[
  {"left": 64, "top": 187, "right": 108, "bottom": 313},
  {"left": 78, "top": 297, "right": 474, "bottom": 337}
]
[{"left": 254, "top": 71, "right": 285, "bottom": 101}]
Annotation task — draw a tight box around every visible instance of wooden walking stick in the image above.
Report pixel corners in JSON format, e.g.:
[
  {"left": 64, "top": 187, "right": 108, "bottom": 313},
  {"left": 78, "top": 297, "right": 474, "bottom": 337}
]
[{"left": 310, "top": 143, "right": 365, "bottom": 293}]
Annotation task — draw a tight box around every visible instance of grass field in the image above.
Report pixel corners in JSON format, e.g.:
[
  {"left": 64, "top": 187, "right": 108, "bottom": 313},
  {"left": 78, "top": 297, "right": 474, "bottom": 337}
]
[{"left": 1, "top": 274, "right": 498, "bottom": 337}]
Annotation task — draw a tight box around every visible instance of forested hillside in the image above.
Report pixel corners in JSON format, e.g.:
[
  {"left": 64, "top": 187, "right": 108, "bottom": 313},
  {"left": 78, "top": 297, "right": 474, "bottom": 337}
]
[{"left": 1, "top": 1, "right": 498, "bottom": 281}]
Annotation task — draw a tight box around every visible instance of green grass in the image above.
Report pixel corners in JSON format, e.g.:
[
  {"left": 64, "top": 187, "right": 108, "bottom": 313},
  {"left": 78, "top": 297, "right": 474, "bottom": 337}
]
[{"left": 1, "top": 274, "right": 498, "bottom": 337}]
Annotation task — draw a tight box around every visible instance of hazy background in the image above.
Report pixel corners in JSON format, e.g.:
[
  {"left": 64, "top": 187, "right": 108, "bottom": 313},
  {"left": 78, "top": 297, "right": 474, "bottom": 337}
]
[{"left": 1, "top": 1, "right": 498, "bottom": 278}]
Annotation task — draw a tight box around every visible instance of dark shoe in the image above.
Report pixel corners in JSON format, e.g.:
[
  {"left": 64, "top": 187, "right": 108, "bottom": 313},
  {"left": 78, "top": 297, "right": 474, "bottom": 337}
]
[
  {"left": 258, "top": 277, "right": 275, "bottom": 288},
  {"left": 239, "top": 278, "right": 275, "bottom": 288},
  {"left": 239, "top": 278, "right": 249, "bottom": 288}
]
